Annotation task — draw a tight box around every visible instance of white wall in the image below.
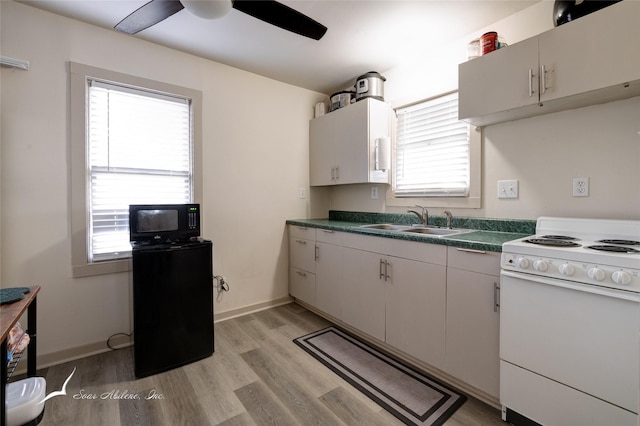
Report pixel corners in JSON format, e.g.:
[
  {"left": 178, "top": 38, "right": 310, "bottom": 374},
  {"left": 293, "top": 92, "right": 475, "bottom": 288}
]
[
  {"left": 1, "top": 1, "right": 324, "bottom": 361},
  {"left": 326, "top": 1, "right": 640, "bottom": 220}
]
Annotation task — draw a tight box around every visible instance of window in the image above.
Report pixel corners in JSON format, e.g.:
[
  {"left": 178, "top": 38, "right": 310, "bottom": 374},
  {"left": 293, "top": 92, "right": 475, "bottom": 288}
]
[
  {"left": 70, "top": 63, "right": 202, "bottom": 277},
  {"left": 387, "top": 91, "right": 480, "bottom": 210},
  {"left": 88, "top": 81, "right": 192, "bottom": 262},
  {"left": 394, "top": 92, "right": 469, "bottom": 197}
]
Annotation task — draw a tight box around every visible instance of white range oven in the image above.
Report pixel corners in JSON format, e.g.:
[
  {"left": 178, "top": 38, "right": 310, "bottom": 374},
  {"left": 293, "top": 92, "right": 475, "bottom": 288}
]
[{"left": 500, "top": 217, "right": 640, "bottom": 426}]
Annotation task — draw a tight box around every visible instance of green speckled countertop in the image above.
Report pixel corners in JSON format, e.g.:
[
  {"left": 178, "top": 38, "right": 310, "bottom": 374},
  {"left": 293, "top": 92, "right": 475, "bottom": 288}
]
[{"left": 286, "top": 211, "right": 535, "bottom": 252}]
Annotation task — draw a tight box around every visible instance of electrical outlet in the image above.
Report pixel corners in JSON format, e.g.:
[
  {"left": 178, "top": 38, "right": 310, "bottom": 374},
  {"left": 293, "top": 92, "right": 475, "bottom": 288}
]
[
  {"left": 572, "top": 177, "right": 589, "bottom": 197},
  {"left": 497, "top": 180, "right": 519, "bottom": 199},
  {"left": 299, "top": 187, "right": 306, "bottom": 199},
  {"left": 371, "top": 186, "right": 379, "bottom": 200}
]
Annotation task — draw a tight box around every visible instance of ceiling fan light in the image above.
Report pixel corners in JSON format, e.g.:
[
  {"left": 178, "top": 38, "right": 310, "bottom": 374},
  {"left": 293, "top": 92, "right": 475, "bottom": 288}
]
[{"left": 180, "top": 0, "right": 232, "bottom": 20}]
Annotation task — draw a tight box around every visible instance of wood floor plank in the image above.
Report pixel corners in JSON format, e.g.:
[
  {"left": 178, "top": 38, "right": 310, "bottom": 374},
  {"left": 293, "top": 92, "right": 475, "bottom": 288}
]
[
  {"left": 234, "top": 381, "right": 299, "bottom": 425},
  {"left": 182, "top": 360, "right": 247, "bottom": 425},
  {"left": 241, "top": 348, "right": 345, "bottom": 425},
  {"left": 320, "top": 386, "right": 403, "bottom": 426}
]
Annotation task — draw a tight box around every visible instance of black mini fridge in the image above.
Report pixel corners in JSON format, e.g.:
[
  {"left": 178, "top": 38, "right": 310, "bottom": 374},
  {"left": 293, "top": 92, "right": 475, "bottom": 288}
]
[{"left": 131, "top": 240, "right": 214, "bottom": 378}]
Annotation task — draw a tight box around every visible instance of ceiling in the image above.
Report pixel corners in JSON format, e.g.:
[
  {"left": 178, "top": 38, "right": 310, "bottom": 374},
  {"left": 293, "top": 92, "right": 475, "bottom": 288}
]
[{"left": 19, "top": 0, "right": 538, "bottom": 94}]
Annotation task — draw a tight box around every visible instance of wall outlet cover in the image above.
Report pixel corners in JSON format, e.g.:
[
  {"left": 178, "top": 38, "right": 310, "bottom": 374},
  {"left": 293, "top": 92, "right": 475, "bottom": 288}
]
[{"left": 572, "top": 177, "right": 589, "bottom": 197}]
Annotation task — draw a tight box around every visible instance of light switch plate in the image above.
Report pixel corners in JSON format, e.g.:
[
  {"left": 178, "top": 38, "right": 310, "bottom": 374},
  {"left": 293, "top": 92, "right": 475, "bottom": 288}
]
[{"left": 498, "top": 180, "right": 519, "bottom": 199}]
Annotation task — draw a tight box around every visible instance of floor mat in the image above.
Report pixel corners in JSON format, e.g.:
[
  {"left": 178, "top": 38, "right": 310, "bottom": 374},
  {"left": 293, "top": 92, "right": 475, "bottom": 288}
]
[{"left": 294, "top": 326, "right": 467, "bottom": 426}]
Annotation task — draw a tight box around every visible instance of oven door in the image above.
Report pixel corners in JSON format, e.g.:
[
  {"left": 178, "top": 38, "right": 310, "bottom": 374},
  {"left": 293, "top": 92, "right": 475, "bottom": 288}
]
[{"left": 500, "top": 270, "right": 639, "bottom": 425}]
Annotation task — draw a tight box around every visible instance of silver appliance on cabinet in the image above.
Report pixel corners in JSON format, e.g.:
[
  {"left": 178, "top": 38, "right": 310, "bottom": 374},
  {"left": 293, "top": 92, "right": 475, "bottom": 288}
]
[{"left": 500, "top": 217, "right": 640, "bottom": 426}]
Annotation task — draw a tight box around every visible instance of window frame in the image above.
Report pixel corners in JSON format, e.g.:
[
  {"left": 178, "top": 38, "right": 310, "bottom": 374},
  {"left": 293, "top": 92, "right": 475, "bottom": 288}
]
[
  {"left": 386, "top": 91, "right": 481, "bottom": 209},
  {"left": 69, "top": 62, "right": 203, "bottom": 277}
]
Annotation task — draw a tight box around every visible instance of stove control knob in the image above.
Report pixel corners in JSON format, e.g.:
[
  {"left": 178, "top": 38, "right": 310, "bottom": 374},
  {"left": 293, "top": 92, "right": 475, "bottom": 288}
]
[
  {"left": 517, "top": 257, "right": 529, "bottom": 269},
  {"left": 558, "top": 263, "right": 575, "bottom": 276},
  {"left": 612, "top": 270, "right": 632, "bottom": 286},
  {"left": 533, "top": 259, "right": 549, "bottom": 272},
  {"left": 588, "top": 267, "right": 606, "bottom": 282}
]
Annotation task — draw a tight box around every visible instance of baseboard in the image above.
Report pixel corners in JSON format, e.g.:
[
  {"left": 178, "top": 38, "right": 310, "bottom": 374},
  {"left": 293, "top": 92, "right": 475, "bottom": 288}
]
[
  {"left": 16, "top": 297, "right": 293, "bottom": 373},
  {"left": 214, "top": 296, "right": 293, "bottom": 323}
]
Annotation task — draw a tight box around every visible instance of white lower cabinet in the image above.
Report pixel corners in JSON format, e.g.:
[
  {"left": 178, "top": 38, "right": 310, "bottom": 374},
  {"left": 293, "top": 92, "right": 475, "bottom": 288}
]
[
  {"left": 385, "top": 256, "right": 446, "bottom": 370},
  {"left": 341, "top": 247, "right": 387, "bottom": 341},
  {"left": 341, "top": 233, "right": 447, "bottom": 369},
  {"left": 445, "top": 247, "right": 501, "bottom": 398},
  {"left": 288, "top": 226, "right": 316, "bottom": 305},
  {"left": 315, "top": 230, "right": 344, "bottom": 319}
]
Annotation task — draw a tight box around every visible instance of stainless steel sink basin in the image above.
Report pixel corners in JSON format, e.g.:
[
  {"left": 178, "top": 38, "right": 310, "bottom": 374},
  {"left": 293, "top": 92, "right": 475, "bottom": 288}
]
[
  {"left": 359, "top": 224, "right": 413, "bottom": 231},
  {"left": 359, "top": 223, "right": 471, "bottom": 237},
  {"left": 401, "top": 227, "right": 470, "bottom": 236}
]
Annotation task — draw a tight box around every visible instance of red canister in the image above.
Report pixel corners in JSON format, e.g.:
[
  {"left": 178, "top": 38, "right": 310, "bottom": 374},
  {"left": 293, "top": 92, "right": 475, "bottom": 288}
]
[{"left": 481, "top": 31, "right": 498, "bottom": 55}]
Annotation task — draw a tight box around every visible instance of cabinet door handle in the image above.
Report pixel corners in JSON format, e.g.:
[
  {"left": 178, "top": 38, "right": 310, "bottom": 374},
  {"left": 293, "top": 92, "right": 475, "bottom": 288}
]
[
  {"left": 528, "top": 68, "right": 535, "bottom": 97},
  {"left": 494, "top": 282, "right": 500, "bottom": 312},
  {"left": 295, "top": 239, "right": 307, "bottom": 245},
  {"left": 335, "top": 166, "right": 340, "bottom": 180},
  {"left": 296, "top": 270, "right": 307, "bottom": 277},
  {"left": 315, "top": 245, "right": 319, "bottom": 261},
  {"left": 384, "top": 260, "right": 391, "bottom": 281},
  {"left": 321, "top": 229, "right": 334, "bottom": 233},
  {"left": 540, "top": 64, "right": 547, "bottom": 95},
  {"left": 456, "top": 248, "right": 487, "bottom": 254},
  {"left": 379, "top": 259, "right": 385, "bottom": 280}
]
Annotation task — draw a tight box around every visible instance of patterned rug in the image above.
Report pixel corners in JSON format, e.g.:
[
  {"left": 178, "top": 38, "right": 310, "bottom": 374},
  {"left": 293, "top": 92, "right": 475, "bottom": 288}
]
[{"left": 294, "top": 327, "right": 466, "bottom": 426}]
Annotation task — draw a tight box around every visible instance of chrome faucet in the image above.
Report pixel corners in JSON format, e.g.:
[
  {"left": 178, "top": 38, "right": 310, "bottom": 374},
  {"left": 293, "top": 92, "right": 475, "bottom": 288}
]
[
  {"left": 407, "top": 205, "right": 428, "bottom": 226},
  {"left": 444, "top": 210, "right": 453, "bottom": 229}
]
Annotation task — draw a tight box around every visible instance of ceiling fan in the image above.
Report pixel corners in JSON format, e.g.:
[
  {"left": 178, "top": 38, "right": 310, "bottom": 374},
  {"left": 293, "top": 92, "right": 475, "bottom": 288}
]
[{"left": 114, "top": 0, "right": 328, "bottom": 40}]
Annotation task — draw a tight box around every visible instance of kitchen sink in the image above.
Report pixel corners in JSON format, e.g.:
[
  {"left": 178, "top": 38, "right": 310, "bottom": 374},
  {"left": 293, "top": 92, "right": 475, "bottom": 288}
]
[
  {"left": 359, "top": 223, "right": 471, "bottom": 237},
  {"left": 358, "top": 224, "right": 414, "bottom": 231},
  {"left": 401, "top": 227, "right": 471, "bottom": 236}
]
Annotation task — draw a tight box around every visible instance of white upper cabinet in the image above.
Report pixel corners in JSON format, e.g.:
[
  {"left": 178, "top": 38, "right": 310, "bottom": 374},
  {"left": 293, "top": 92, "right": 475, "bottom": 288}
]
[
  {"left": 459, "top": 1, "right": 640, "bottom": 126},
  {"left": 309, "top": 98, "right": 393, "bottom": 186}
]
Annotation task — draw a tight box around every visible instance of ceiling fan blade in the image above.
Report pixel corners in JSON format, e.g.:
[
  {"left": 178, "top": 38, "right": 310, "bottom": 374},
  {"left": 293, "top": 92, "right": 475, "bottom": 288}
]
[
  {"left": 115, "top": 0, "right": 185, "bottom": 34},
  {"left": 232, "top": 0, "right": 327, "bottom": 40}
]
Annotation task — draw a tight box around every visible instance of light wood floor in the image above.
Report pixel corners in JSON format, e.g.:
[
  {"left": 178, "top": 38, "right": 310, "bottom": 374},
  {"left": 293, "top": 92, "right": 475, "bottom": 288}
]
[{"left": 33, "top": 303, "right": 505, "bottom": 425}]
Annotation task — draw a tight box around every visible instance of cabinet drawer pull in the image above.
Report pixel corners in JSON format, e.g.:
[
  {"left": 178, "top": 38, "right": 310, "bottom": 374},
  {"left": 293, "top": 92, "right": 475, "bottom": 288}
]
[
  {"left": 528, "top": 68, "right": 534, "bottom": 97},
  {"left": 456, "top": 248, "right": 487, "bottom": 254},
  {"left": 296, "top": 271, "right": 307, "bottom": 277},
  {"left": 295, "top": 239, "right": 307, "bottom": 245},
  {"left": 494, "top": 282, "right": 500, "bottom": 312},
  {"left": 321, "top": 229, "right": 334, "bottom": 233},
  {"left": 296, "top": 226, "right": 308, "bottom": 230}
]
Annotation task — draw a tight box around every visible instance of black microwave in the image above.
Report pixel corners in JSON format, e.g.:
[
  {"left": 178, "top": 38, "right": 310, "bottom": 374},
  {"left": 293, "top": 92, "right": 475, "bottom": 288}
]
[{"left": 129, "top": 203, "right": 200, "bottom": 243}]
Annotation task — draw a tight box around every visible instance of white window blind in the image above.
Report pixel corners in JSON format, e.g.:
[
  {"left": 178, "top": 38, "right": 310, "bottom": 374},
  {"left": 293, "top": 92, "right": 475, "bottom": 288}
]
[
  {"left": 88, "top": 79, "right": 192, "bottom": 262},
  {"left": 394, "top": 92, "right": 470, "bottom": 197}
]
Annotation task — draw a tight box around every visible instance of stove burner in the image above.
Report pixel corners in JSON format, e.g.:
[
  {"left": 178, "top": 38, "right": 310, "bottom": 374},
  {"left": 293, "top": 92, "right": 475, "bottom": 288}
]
[
  {"left": 539, "top": 235, "right": 579, "bottom": 241},
  {"left": 596, "top": 239, "right": 640, "bottom": 246},
  {"left": 586, "top": 245, "right": 640, "bottom": 254},
  {"left": 524, "top": 238, "right": 581, "bottom": 247}
]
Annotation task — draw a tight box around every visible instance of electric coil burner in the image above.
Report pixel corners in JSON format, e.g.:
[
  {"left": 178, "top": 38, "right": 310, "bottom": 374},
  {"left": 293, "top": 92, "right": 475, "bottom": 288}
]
[{"left": 523, "top": 238, "right": 581, "bottom": 247}]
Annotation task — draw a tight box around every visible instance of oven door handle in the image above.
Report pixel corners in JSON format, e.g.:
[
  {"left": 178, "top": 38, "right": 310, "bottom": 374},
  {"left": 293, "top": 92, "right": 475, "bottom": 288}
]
[{"left": 500, "top": 270, "right": 640, "bottom": 302}]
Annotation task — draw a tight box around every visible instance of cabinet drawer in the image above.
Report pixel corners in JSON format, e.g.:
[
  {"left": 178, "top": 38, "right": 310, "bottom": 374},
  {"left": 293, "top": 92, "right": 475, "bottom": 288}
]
[
  {"left": 289, "top": 267, "right": 316, "bottom": 305},
  {"left": 316, "top": 228, "right": 344, "bottom": 245},
  {"left": 289, "top": 237, "right": 316, "bottom": 273},
  {"left": 289, "top": 225, "right": 316, "bottom": 240},
  {"left": 447, "top": 246, "right": 500, "bottom": 275},
  {"left": 343, "top": 233, "right": 446, "bottom": 265}
]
